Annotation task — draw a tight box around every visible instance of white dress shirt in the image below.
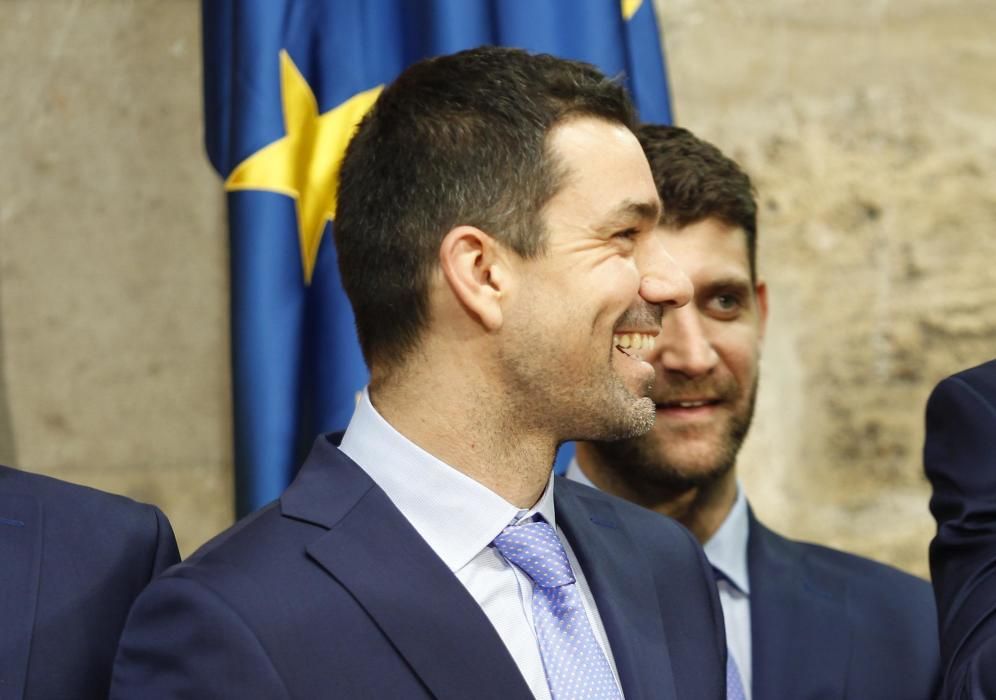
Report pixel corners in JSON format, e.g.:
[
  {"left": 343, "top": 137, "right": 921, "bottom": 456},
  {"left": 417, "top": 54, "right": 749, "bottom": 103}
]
[
  {"left": 340, "top": 391, "right": 622, "bottom": 700},
  {"left": 703, "top": 484, "right": 752, "bottom": 699},
  {"left": 566, "top": 459, "right": 753, "bottom": 699}
]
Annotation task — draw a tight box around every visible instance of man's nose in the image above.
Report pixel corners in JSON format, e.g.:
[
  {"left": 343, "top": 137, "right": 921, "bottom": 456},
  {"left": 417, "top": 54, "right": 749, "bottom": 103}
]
[
  {"left": 657, "top": 305, "right": 720, "bottom": 377},
  {"left": 638, "top": 235, "right": 692, "bottom": 309}
]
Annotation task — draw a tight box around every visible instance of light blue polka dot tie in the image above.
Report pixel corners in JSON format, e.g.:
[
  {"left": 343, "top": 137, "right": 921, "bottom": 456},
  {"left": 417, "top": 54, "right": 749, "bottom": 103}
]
[
  {"left": 493, "top": 517, "right": 622, "bottom": 700},
  {"left": 726, "top": 651, "right": 747, "bottom": 700}
]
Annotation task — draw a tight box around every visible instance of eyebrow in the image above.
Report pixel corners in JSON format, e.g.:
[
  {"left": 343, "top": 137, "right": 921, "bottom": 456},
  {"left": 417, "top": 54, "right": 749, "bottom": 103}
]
[
  {"left": 696, "top": 276, "right": 753, "bottom": 295},
  {"left": 594, "top": 198, "right": 661, "bottom": 233}
]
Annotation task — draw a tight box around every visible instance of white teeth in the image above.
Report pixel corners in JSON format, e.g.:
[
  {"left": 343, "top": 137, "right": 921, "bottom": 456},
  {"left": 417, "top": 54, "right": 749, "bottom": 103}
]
[
  {"left": 614, "top": 333, "right": 656, "bottom": 351},
  {"left": 677, "top": 401, "right": 707, "bottom": 408}
]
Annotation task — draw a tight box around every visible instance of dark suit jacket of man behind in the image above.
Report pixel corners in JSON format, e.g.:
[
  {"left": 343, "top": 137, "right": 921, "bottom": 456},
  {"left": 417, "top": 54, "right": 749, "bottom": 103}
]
[
  {"left": 0, "top": 464, "right": 179, "bottom": 700},
  {"left": 926, "top": 359, "right": 996, "bottom": 699},
  {"left": 747, "top": 511, "right": 939, "bottom": 698},
  {"left": 111, "top": 435, "right": 726, "bottom": 699}
]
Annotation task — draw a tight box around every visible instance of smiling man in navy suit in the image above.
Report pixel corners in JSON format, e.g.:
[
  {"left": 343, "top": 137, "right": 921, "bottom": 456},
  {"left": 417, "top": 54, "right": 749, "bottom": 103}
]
[
  {"left": 0, "top": 464, "right": 178, "bottom": 700},
  {"left": 570, "top": 124, "right": 941, "bottom": 699},
  {"left": 925, "top": 359, "right": 996, "bottom": 699},
  {"left": 111, "top": 48, "right": 727, "bottom": 699}
]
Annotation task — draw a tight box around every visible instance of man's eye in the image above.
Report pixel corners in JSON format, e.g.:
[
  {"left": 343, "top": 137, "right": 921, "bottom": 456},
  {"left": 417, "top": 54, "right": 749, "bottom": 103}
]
[
  {"left": 613, "top": 228, "right": 639, "bottom": 240},
  {"left": 708, "top": 293, "right": 743, "bottom": 316}
]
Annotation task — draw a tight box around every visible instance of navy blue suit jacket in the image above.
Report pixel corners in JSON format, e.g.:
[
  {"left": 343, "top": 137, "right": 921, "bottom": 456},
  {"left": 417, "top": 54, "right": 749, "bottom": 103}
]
[
  {"left": 747, "top": 510, "right": 940, "bottom": 698},
  {"left": 0, "top": 465, "right": 179, "bottom": 700},
  {"left": 112, "top": 435, "right": 727, "bottom": 699},
  {"left": 925, "top": 359, "right": 996, "bottom": 699}
]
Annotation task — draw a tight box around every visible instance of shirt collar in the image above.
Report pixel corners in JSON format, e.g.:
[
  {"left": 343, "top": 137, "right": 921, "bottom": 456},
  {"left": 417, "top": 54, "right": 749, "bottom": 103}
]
[
  {"left": 340, "top": 389, "right": 556, "bottom": 573},
  {"left": 703, "top": 484, "right": 750, "bottom": 595},
  {"left": 565, "top": 458, "right": 594, "bottom": 488},
  {"left": 567, "top": 457, "right": 750, "bottom": 595}
]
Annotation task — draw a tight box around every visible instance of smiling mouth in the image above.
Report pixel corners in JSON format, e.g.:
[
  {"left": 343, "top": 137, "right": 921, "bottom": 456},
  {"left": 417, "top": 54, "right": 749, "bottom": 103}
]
[
  {"left": 658, "top": 399, "right": 720, "bottom": 410},
  {"left": 613, "top": 332, "right": 655, "bottom": 360}
]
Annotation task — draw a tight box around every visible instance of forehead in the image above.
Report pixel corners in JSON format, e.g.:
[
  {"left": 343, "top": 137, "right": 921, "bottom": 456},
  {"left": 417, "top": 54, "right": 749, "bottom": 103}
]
[
  {"left": 542, "top": 117, "right": 660, "bottom": 228},
  {"left": 657, "top": 218, "right": 751, "bottom": 278}
]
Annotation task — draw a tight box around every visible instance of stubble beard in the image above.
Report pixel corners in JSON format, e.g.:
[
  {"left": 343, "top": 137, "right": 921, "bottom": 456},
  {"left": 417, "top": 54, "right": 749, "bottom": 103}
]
[
  {"left": 505, "top": 359, "right": 657, "bottom": 445},
  {"left": 499, "top": 303, "right": 661, "bottom": 445},
  {"left": 567, "top": 378, "right": 657, "bottom": 443},
  {"left": 592, "top": 374, "right": 759, "bottom": 497},
  {"left": 497, "top": 342, "right": 657, "bottom": 446}
]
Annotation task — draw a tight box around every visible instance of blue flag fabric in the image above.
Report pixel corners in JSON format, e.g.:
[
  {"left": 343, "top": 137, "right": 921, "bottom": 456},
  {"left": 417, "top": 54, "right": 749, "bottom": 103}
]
[{"left": 202, "top": 0, "right": 673, "bottom": 516}]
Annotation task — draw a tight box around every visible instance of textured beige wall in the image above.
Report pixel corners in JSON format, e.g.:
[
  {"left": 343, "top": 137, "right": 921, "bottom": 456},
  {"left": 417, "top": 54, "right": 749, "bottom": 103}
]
[
  {"left": 1, "top": 0, "right": 994, "bottom": 572},
  {"left": 0, "top": 0, "right": 231, "bottom": 556},
  {"left": 656, "top": 0, "right": 996, "bottom": 576}
]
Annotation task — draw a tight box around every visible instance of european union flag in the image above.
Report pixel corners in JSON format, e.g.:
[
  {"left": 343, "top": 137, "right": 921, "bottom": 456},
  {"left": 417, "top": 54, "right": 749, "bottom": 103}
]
[{"left": 202, "top": 0, "right": 673, "bottom": 516}]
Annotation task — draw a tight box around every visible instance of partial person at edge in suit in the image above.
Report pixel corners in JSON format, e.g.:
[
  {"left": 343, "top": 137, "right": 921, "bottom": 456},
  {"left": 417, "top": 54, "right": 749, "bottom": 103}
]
[
  {"left": 569, "top": 123, "right": 941, "bottom": 699},
  {"left": 925, "top": 359, "right": 996, "bottom": 699},
  {"left": 0, "top": 464, "right": 179, "bottom": 700},
  {"left": 110, "top": 48, "right": 727, "bottom": 699}
]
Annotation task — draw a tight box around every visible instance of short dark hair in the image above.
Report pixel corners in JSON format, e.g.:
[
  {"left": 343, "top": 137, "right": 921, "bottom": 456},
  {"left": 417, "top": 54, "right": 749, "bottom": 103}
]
[
  {"left": 636, "top": 124, "right": 758, "bottom": 278},
  {"left": 336, "top": 46, "right": 638, "bottom": 371}
]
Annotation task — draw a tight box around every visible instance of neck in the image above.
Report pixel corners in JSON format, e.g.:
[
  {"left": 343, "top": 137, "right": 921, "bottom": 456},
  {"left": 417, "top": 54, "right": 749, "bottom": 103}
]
[
  {"left": 370, "top": 360, "right": 555, "bottom": 509},
  {"left": 575, "top": 444, "right": 738, "bottom": 543},
  {"left": 652, "top": 474, "right": 737, "bottom": 543}
]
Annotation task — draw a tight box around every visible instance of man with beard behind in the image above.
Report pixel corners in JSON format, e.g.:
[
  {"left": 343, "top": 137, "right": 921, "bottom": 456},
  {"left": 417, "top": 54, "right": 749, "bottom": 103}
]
[
  {"left": 570, "top": 124, "right": 941, "bottom": 699},
  {"left": 111, "top": 49, "right": 727, "bottom": 699}
]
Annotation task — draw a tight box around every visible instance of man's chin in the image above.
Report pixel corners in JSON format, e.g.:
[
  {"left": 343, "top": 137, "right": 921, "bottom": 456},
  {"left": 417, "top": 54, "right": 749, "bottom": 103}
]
[
  {"left": 572, "top": 395, "right": 656, "bottom": 443},
  {"left": 616, "top": 396, "right": 657, "bottom": 439},
  {"left": 612, "top": 344, "right": 656, "bottom": 386},
  {"left": 626, "top": 457, "right": 735, "bottom": 495},
  {"left": 592, "top": 431, "right": 736, "bottom": 491}
]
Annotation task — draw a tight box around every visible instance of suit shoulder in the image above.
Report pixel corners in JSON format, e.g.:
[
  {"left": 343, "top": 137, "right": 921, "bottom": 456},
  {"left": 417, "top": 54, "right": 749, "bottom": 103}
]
[
  {"left": 754, "top": 522, "right": 940, "bottom": 692},
  {"left": 946, "top": 358, "right": 996, "bottom": 391},
  {"left": 761, "top": 524, "right": 935, "bottom": 630},
  {"left": 555, "top": 476, "right": 700, "bottom": 550},
  {"left": 928, "top": 360, "right": 996, "bottom": 415},
  {"left": 177, "top": 500, "right": 312, "bottom": 582},
  {"left": 1, "top": 464, "right": 179, "bottom": 579},
  {"left": 0, "top": 463, "right": 168, "bottom": 528},
  {"left": 804, "top": 540, "right": 930, "bottom": 597},
  {"left": 759, "top": 522, "right": 929, "bottom": 594}
]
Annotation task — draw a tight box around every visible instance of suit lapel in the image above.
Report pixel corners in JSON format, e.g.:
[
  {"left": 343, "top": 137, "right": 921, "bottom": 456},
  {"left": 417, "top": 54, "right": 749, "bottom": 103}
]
[
  {"left": 282, "top": 438, "right": 532, "bottom": 700},
  {"left": 555, "top": 481, "right": 677, "bottom": 700},
  {"left": 748, "top": 511, "right": 850, "bottom": 700},
  {"left": 0, "top": 490, "right": 43, "bottom": 700}
]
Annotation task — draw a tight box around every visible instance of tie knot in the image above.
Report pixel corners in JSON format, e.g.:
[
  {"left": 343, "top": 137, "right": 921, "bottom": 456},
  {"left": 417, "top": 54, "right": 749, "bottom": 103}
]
[
  {"left": 712, "top": 565, "right": 746, "bottom": 595},
  {"left": 493, "top": 518, "right": 576, "bottom": 589}
]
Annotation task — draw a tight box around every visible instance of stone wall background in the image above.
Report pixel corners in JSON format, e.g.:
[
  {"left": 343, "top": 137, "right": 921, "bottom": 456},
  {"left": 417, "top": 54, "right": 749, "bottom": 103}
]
[
  {"left": 0, "top": 0, "right": 232, "bottom": 555},
  {"left": 1, "top": 0, "right": 994, "bottom": 572}
]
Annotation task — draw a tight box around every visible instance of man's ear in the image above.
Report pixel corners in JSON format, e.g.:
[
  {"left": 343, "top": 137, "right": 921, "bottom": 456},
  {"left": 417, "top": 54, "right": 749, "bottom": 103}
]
[
  {"left": 438, "top": 226, "right": 506, "bottom": 331},
  {"left": 755, "top": 279, "right": 769, "bottom": 342}
]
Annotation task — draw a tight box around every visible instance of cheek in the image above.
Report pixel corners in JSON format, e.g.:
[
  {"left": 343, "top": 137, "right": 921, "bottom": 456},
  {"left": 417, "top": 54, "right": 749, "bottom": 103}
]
[
  {"left": 594, "top": 258, "right": 642, "bottom": 306},
  {"left": 714, "top": 332, "right": 762, "bottom": 385}
]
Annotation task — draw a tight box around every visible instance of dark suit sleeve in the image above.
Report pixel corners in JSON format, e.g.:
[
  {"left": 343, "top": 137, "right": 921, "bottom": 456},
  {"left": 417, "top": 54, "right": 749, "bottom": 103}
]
[
  {"left": 148, "top": 505, "right": 180, "bottom": 578},
  {"left": 110, "top": 573, "right": 291, "bottom": 699},
  {"left": 925, "top": 369, "right": 996, "bottom": 699}
]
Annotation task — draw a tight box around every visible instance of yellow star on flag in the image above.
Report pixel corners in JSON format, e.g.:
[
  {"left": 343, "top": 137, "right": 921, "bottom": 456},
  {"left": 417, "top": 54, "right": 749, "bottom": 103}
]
[
  {"left": 225, "top": 50, "right": 382, "bottom": 284},
  {"left": 621, "top": 0, "right": 643, "bottom": 20}
]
